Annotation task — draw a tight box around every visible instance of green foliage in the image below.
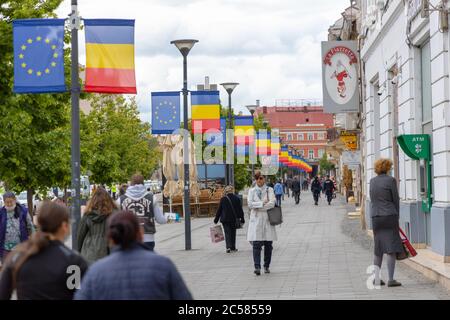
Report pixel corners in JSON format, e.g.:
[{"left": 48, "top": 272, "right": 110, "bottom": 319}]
[
  {"left": 0, "top": 0, "right": 72, "bottom": 196},
  {"left": 81, "top": 95, "right": 161, "bottom": 185},
  {"left": 319, "top": 153, "right": 335, "bottom": 176}
]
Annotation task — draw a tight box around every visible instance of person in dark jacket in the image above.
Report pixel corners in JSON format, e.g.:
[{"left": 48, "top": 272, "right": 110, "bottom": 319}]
[
  {"left": 0, "top": 192, "right": 34, "bottom": 264},
  {"left": 120, "top": 174, "right": 167, "bottom": 251},
  {"left": 214, "top": 186, "right": 245, "bottom": 253},
  {"left": 291, "top": 177, "right": 301, "bottom": 205},
  {"left": 311, "top": 176, "right": 322, "bottom": 205},
  {"left": 323, "top": 175, "right": 335, "bottom": 205},
  {"left": 0, "top": 201, "right": 88, "bottom": 300},
  {"left": 370, "top": 159, "right": 403, "bottom": 288},
  {"left": 74, "top": 211, "right": 192, "bottom": 300},
  {"left": 77, "top": 187, "right": 119, "bottom": 264}
]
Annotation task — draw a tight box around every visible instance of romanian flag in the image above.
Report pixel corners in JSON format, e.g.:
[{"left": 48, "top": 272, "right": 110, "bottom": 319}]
[
  {"left": 234, "top": 116, "right": 255, "bottom": 146},
  {"left": 191, "top": 91, "right": 221, "bottom": 134},
  {"left": 84, "top": 19, "right": 136, "bottom": 94},
  {"left": 256, "top": 131, "right": 271, "bottom": 156}
]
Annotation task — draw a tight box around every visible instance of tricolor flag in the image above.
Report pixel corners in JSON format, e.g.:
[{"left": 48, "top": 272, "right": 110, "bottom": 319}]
[
  {"left": 234, "top": 116, "right": 254, "bottom": 147},
  {"left": 256, "top": 131, "right": 271, "bottom": 156},
  {"left": 84, "top": 19, "right": 136, "bottom": 94},
  {"left": 191, "top": 91, "right": 221, "bottom": 134}
]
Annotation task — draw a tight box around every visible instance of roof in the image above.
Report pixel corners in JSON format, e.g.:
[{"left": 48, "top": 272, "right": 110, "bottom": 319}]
[{"left": 256, "top": 107, "right": 334, "bottom": 129}]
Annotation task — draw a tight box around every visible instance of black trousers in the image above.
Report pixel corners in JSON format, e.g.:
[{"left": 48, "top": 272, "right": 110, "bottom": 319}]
[
  {"left": 326, "top": 192, "right": 333, "bottom": 203},
  {"left": 293, "top": 191, "right": 300, "bottom": 204},
  {"left": 313, "top": 191, "right": 320, "bottom": 203},
  {"left": 222, "top": 223, "right": 237, "bottom": 250},
  {"left": 252, "top": 241, "right": 273, "bottom": 269}
]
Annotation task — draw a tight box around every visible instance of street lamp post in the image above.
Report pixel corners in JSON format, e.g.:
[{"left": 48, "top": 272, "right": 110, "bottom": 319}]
[
  {"left": 246, "top": 105, "right": 258, "bottom": 180},
  {"left": 171, "top": 39, "right": 198, "bottom": 251},
  {"left": 221, "top": 82, "right": 239, "bottom": 187}
]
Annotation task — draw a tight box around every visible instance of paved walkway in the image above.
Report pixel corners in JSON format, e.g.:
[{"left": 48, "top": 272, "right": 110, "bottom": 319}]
[{"left": 154, "top": 192, "right": 450, "bottom": 300}]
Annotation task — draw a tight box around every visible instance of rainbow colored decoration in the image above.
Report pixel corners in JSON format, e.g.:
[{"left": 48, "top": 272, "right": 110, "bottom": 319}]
[{"left": 278, "top": 145, "right": 312, "bottom": 173}]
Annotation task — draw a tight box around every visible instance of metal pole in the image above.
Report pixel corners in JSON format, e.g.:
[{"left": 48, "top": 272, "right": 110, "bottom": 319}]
[
  {"left": 182, "top": 54, "right": 191, "bottom": 250},
  {"left": 228, "top": 92, "right": 234, "bottom": 187},
  {"left": 70, "top": 0, "right": 81, "bottom": 251}
]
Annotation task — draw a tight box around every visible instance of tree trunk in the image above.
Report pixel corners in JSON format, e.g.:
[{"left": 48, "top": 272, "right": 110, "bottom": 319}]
[{"left": 27, "top": 188, "right": 34, "bottom": 217}]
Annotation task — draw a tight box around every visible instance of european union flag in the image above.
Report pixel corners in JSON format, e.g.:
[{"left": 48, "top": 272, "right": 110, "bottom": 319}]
[
  {"left": 13, "top": 19, "right": 66, "bottom": 93},
  {"left": 151, "top": 92, "right": 181, "bottom": 134}
]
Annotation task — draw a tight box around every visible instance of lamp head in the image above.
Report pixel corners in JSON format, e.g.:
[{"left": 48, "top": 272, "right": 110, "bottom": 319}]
[
  {"left": 246, "top": 105, "right": 257, "bottom": 115},
  {"left": 170, "top": 39, "right": 199, "bottom": 56},
  {"left": 221, "top": 82, "right": 239, "bottom": 94}
]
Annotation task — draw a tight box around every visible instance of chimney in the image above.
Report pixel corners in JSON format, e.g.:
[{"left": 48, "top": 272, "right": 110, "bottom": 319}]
[
  {"left": 256, "top": 100, "right": 260, "bottom": 107},
  {"left": 205, "top": 76, "right": 210, "bottom": 90}
]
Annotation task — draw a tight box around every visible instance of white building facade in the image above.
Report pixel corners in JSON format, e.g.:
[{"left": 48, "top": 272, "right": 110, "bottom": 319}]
[{"left": 361, "top": 0, "right": 450, "bottom": 261}]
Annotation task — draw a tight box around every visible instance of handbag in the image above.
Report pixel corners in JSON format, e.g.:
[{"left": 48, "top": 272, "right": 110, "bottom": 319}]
[
  {"left": 396, "top": 227, "right": 418, "bottom": 260},
  {"left": 210, "top": 225, "right": 225, "bottom": 243},
  {"left": 225, "top": 195, "right": 243, "bottom": 229},
  {"left": 266, "top": 189, "right": 283, "bottom": 226}
]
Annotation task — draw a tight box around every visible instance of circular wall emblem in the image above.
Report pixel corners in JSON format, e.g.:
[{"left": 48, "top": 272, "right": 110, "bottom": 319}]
[{"left": 323, "top": 46, "right": 358, "bottom": 105}]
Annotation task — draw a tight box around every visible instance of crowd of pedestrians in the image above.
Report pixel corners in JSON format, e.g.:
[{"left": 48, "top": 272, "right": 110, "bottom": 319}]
[{"left": 0, "top": 157, "right": 405, "bottom": 299}]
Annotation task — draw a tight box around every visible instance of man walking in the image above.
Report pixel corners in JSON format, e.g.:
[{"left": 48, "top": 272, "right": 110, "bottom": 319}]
[
  {"left": 311, "top": 176, "right": 322, "bottom": 206},
  {"left": 291, "top": 176, "right": 301, "bottom": 205},
  {"left": 120, "top": 174, "right": 167, "bottom": 251},
  {"left": 323, "top": 175, "right": 335, "bottom": 205},
  {"left": 274, "top": 181, "right": 284, "bottom": 207}
]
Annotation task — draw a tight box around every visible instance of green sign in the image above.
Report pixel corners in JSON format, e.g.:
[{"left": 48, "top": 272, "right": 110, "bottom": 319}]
[
  {"left": 397, "top": 134, "right": 432, "bottom": 213},
  {"left": 397, "top": 134, "right": 430, "bottom": 160}
]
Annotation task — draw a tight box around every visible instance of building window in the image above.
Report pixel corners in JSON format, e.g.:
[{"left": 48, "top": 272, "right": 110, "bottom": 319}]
[
  {"left": 318, "top": 149, "right": 324, "bottom": 158},
  {"left": 287, "top": 134, "right": 293, "bottom": 141},
  {"left": 299, "top": 150, "right": 304, "bottom": 156},
  {"left": 308, "top": 133, "right": 314, "bottom": 141},
  {"left": 318, "top": 132, "right": 324, "bottom": 140},
  {"left": 309, "top": 150, "right": 314, "bottom": 159},
  {"left": 297, "top": 133, "right": 304, "bottom": 140}
]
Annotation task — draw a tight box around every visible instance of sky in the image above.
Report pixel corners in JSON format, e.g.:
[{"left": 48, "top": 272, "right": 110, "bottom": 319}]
[{"left": 55, "top": 0, "right": 350, "bottom": 124}]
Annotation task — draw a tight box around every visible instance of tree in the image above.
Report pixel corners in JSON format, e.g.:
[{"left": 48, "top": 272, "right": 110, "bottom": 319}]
[
  {"left": 319, "top": 153, "right": 335, "bottom": 176},
  {"left": 0, "top": 0, "right": 72, "bottom": 212},
  {"left": 81, "top": 95, "right": 161, "bottom": 185}
]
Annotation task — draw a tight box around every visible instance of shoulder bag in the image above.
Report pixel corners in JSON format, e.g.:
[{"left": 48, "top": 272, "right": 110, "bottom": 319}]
[
  {"left": 225, "top": 195, "right": 243, "bottom": 229},
  {"left": 266, "top": 189, "right": 283, "bottom": 226}
]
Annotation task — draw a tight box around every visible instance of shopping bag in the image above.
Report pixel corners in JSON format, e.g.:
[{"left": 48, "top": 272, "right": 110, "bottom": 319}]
[
  {"left": 399, "top": 227, "right": 417, "bottom": 257},
  {"left": 210, "top": 225, "right": 224, "bottom": 243}
]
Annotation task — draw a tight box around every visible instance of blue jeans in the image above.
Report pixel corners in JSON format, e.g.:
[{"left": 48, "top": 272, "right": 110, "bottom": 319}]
[
  {"left": 144, "top": 242, "right": 155, "bottom": 251},
  {"left": 275, "top": 195, "right": 282, "bottom": 207},
  {"left": 252, "top": 241, "right": 273, "bottom": 269}
]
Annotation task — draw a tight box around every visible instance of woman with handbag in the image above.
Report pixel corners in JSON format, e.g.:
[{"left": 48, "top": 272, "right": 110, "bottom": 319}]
[
  {"left": 370, "top": 158, "right": 403, "bottom": 287},
  {"left": 247, "top": 171, "right": 277, "bottom": 276},
  {"left": 214, "top": 186, "right": 245, "bottom": 253}
]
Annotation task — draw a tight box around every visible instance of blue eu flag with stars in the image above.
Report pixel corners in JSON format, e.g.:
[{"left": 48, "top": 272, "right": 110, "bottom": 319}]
[
  {"left": 13, "top": 19, "right": 66, "bottom": 93},
  {"left": 151, "top": 92, "right": 181, "bottom": 134}
]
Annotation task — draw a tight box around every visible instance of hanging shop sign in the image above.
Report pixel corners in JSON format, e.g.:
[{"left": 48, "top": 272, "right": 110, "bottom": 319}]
[
  {"left": 397, "top": 134, "right": 431, "bottom": 160},
  {"left": 339, "top": 131, "right": 358, "bottom": 150},
  {"left": 321, "top": 41, "right": 360, "bottom": 113},
  {"left": 397, "top": 134, "right": 432, "bottom": 213}
]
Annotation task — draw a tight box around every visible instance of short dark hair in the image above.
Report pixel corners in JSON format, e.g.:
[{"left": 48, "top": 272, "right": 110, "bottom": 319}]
[
  {"left": 131, "top": 174, "right": 144, "bottom": 186},
  {"left": 254, "top": 171, "right": 264, "bottom": 180}
]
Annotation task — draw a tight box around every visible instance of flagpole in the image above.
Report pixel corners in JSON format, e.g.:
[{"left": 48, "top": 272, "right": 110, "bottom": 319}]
[{"left": 70, "top": 0, "right": 81, "bottom": 251}]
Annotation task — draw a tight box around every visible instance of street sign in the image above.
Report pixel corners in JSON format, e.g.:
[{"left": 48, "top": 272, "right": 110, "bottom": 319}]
[{"left": 342, "top": 151, "right": 360, "bottom": 166}]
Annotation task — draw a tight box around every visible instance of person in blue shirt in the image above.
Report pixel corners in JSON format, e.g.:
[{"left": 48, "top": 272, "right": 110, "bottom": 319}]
[{"left": 274, "top": 181, "right": 284, "bottom": 207}]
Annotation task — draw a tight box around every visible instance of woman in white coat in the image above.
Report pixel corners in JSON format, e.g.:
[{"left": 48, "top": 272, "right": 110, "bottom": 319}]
[{"left": 247, "top": 171, "right": 277, "bottom": 276}]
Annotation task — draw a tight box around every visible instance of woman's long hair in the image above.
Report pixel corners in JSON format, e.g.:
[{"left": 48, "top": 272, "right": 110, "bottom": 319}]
[
  {"left": 6, "top": 201, "right": 69, "bottom": 287},
  {"left": 85, "top": 187, "right": 118, "bottom": 216}
]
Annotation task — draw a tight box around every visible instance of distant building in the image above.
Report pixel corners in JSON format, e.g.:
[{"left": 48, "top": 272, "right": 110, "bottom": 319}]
[{"left": 255, "top": 102, "right": 334, "bottom": 176}]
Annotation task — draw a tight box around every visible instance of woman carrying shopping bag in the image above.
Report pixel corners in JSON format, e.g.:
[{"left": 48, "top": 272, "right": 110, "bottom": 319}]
[
  {"left": 247, "top": 171, "right": 277, "bottom": 276},
  {"left": 214, "top": 186, "right": 245, "bottom": 253}
]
